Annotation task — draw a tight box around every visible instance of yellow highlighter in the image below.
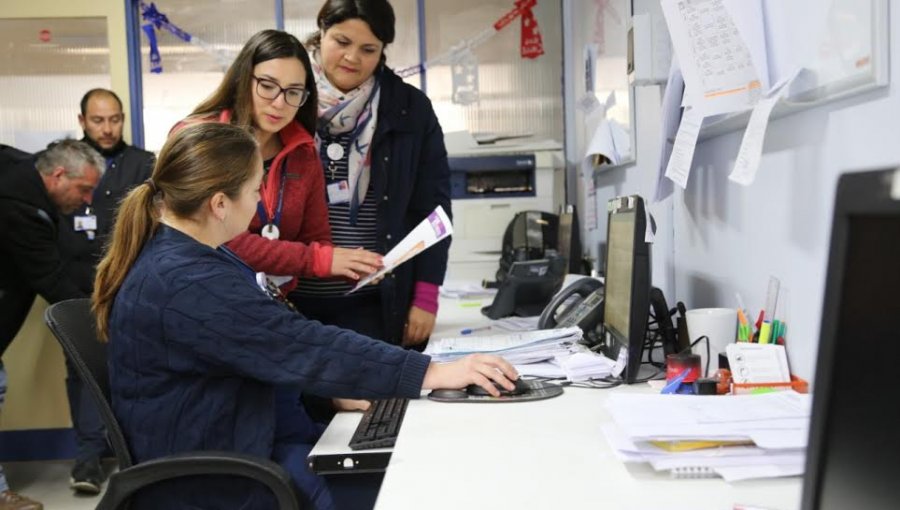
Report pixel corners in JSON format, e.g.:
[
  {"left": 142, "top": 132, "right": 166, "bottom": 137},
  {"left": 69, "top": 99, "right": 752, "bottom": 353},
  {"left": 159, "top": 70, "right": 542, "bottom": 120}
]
[{"left": 759, "top": 321, "right": 773, "bottom": 344}]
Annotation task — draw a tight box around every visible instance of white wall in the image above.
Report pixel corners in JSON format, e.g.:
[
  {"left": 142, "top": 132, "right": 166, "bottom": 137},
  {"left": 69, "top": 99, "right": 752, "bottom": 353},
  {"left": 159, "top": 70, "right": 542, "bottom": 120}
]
[{"left": 569, "top": 3, "right": 900, "bottom": 382}]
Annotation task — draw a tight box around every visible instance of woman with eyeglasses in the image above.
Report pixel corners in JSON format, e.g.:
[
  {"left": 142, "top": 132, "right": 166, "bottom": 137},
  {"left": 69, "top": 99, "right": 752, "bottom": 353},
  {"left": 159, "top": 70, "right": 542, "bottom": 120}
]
[
  {"left": 176, "top": 29, "right": 383, "bottom": 293},
  {"left": 290, "top": 0, "right": 452, "bottom": 348}
]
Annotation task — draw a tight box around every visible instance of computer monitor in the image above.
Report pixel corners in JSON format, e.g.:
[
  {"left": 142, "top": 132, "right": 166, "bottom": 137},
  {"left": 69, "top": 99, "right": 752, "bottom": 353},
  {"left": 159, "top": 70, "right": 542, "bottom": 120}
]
[
  {"left": 802, "top": 168, "right": 900, "bottom": 510},
  {"left": 602, "top": 195, "right": 651, "bottom": 384}
]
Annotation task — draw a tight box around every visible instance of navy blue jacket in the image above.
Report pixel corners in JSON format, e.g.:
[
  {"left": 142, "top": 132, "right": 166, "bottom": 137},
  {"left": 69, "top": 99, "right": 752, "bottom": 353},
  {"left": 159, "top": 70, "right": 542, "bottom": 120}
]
[
  {"left": 108, "top": 225, "right": 430, "bottom": 509},
  {"left": 370, "top": 67, "right": 452, "bottom": 342}
]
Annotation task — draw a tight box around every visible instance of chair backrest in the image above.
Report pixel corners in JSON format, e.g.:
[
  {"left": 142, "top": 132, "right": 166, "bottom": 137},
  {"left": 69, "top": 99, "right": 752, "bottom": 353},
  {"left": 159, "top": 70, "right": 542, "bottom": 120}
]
[{"left": 44, "top": 298, "right": 134, "bottom": 469}]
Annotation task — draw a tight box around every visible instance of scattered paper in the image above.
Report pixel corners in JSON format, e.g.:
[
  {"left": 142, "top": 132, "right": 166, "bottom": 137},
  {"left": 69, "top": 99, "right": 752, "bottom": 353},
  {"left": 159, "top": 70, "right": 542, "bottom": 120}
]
[
  {"left": 350, "top": 206, "right": 452, "bottom": 293},
  {"left": 663, "top": 106, "right": 704, "bottom": 189},
  {"left": 729, "top": 71, "right": 800, "bottom": 185},
  {"left": 653, "top": 58, "right": 685, "bottom": 203},
  {"left": 555, "top": 351, "right": 616, "bottom": 382},
  {"left": 583, "top": 103, "right": 630, "bottom": 169},
  {"left": 440, "top": 282, "right": 497, "bottom": 300},
  {"left": 424, "top": 327, "right": 582, "bottom": 365},
  {"left": 603, "top": 392, "right": 811, "bottom": 481},
  {"left": 491, "top": 316, "right": 540, "bottom": 332}
]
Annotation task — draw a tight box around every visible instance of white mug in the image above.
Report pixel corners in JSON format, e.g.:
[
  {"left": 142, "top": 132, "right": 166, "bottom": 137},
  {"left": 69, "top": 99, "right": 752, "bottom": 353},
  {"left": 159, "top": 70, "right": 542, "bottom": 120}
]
[{"left": 685, "top": 308, "right": 737, "bottom": 376}]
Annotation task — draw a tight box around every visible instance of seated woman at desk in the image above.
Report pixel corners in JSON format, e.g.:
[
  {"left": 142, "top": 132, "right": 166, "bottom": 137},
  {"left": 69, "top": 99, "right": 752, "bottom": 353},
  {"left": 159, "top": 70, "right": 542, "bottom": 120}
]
[{"left": 92, "top": 123, "right": 517, "bottom": 510}]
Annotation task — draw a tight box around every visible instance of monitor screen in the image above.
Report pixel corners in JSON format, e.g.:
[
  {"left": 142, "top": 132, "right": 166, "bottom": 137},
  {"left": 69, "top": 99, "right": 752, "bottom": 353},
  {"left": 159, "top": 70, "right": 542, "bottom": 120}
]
[
  {"left": 602, "top": 195, "right": 651, "bottom": 383},
  {"left": 803, "top": 169, "right": 900, "bottom": 510},
  {"left": 605, "top": 210, "right": 636, "bottom": 339}
]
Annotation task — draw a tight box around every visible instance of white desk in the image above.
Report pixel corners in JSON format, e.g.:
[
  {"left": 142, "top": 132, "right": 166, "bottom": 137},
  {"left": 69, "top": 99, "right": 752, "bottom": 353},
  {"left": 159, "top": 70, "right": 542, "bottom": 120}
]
[
  {"left": 380, "top": 297, "right": 801, "bottom": 510},
  {"left": 374, "top": 384, "right": 801, "bottom": 510},
  {"left": 312, "top": 296, "right": 804, "bottom": 509}
]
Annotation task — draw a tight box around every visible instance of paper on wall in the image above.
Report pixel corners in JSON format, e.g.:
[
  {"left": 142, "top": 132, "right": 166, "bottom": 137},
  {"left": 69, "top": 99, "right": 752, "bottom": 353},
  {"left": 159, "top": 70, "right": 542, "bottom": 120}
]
[
  {"left": 349, "top": 206, "right": 453, "bottom": 293},
  {"left": 653, "top": 58, "right": 685, "bottom": 202},
  {"left": 661, "top": 0, "right": 765, "bottom": 116},
  {"left": 728, "top": 70, "right": 800, "bottom": 186},
  {"left": 723, "top": 0, "right": 770, "bottom": 92},
  {"left": 663, "top": 106, "right": 704, "bottom": 189},
  {"left": 584, "top": 118, "right": 630, "bottom": 169}
]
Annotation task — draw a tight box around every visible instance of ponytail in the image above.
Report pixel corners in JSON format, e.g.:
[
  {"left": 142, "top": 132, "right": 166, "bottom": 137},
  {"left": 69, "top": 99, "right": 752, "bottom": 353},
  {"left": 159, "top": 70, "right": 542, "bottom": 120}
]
[
  {"left": 91, "top": 122, "right": 259, "bottom": 342},
  {"left": 92, "top": 183, "right": 159, "bottom": 341}
]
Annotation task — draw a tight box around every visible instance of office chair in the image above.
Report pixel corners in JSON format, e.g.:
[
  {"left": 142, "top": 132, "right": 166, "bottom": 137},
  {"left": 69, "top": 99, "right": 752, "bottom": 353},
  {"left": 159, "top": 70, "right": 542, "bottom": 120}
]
[{"left": 44, "top": 298, "right": 302, "bottom": 510}]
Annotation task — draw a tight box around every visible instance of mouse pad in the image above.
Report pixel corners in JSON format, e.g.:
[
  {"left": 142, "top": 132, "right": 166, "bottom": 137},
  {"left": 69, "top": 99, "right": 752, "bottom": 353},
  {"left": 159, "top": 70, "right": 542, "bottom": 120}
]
[{"left": 427, "top": 380, "right": 564, "bottom": 403}]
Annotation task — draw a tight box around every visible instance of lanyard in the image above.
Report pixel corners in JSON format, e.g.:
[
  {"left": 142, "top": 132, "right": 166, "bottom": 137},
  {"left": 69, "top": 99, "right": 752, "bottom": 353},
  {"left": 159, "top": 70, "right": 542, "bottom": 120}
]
[{"left": 256, "top": 163, "right": 286, "bottom": 228}]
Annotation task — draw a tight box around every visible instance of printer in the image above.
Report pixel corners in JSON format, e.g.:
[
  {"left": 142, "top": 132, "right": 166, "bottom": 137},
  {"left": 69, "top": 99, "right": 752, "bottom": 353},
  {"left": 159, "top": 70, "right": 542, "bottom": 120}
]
[{"left": 443, "top": 131, "right": 564, "bottom": 281}]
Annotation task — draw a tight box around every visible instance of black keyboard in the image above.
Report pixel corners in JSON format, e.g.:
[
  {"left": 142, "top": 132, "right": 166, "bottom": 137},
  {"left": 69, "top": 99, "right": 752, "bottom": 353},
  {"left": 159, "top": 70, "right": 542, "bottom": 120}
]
[{"left": 348, "top": 398, "right": 409, "bottom": 450}]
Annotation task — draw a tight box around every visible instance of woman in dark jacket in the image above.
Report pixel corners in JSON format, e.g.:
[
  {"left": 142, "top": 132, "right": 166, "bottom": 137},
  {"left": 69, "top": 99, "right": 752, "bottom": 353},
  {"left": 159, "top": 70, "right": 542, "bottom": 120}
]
[
  {"left": 290, "top": 0, "right": 452, "bottom": 348},
  {"left": 92, "top": 123, "right": 516, "bottom": 510}
]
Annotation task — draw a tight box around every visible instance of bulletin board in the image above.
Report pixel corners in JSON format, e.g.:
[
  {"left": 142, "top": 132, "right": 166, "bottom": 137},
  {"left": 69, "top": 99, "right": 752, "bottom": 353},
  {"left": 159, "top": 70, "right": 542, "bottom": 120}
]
[{"left": 770, "top": 0, "right": 889, "bottom": 105}]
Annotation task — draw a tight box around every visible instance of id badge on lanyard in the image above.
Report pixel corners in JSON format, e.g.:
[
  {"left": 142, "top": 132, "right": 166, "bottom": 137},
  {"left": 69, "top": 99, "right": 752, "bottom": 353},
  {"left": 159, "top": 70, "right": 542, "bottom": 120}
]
[
  {"left": 258, "top": 165, "right": 286, "bottom": 240},
  {"left": 74, "top": 207, "right": 98, "bottom": 241}
]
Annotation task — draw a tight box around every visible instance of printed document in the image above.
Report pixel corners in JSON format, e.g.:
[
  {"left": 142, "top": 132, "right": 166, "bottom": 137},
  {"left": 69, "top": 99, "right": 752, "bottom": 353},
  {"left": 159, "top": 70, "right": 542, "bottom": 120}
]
[
  {"left": 663, "top": 106, "right": 703, "bottom": 189},
  {"left": 350, "top": 206, "right": 452, "bottom": 293},
  {"left": 661, "top": 0, "right": 765, "bottom": 116},
  {"left": 729, "top": 70, "right": 800, "bottom": 185}
]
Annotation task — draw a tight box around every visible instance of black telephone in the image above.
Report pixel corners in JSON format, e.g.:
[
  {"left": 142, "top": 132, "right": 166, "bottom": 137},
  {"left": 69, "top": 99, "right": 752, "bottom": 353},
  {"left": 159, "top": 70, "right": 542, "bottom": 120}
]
[{"left": 537, "top": 277, "right": 604, "bottom": 331}]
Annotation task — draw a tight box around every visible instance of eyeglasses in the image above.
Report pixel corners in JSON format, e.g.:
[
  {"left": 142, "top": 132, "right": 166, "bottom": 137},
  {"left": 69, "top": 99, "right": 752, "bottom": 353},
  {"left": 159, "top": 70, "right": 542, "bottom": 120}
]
[{"left": 252, "top": 76, "right": 310, "bottom": 108}]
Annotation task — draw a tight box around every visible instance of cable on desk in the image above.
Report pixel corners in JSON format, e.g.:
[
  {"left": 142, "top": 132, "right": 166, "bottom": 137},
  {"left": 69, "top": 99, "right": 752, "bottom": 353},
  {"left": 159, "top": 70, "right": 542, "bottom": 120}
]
[{"left": 521, "top": 375, "right": 623, "bottom": 390}]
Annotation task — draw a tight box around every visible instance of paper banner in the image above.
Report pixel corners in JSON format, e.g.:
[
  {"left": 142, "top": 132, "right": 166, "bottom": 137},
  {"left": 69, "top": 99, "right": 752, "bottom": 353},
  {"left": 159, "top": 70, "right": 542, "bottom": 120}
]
[{"left": 397, "top": 0, "right": 545, "bottom": 78}]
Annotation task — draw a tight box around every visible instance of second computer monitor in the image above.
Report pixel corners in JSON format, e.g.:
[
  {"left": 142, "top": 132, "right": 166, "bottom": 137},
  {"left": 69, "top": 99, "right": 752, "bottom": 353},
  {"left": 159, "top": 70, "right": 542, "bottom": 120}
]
[{"left": 603, "top": 195, "right": 651, "bottom": 384}]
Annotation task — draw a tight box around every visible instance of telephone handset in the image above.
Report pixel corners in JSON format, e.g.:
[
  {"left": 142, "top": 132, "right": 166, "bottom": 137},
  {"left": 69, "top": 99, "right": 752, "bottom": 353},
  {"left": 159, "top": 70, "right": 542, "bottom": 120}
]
[{"left": 537, "top": 277, "right": 604, "bottom": 331}]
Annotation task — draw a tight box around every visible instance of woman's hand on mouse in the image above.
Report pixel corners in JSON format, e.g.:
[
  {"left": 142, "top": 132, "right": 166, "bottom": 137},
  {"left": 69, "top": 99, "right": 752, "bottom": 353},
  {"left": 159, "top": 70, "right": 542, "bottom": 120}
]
[{"left": 422, "top": 354, "right": 518, "bottom": 397}]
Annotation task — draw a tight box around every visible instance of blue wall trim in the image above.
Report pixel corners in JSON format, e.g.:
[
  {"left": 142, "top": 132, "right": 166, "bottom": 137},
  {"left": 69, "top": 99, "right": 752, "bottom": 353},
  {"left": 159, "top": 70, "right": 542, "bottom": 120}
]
[
  {"left": 0, "top": 428, "right": 77, "bottom": 462},
  {"left": 125, "top": 0, "right": 146, "bottom": 149},
  {"left": 417, "top": 0, "right": 427, "bottom": 92},
  {"left": 275, "top": 0, "right": 285, "bottom": 30}
]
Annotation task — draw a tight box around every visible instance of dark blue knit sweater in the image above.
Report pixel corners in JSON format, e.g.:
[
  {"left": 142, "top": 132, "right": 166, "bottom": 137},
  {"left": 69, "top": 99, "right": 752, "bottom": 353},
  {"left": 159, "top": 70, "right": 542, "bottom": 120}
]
[{"left": 108, "top": 225, "right": 429, "bottom": 509}]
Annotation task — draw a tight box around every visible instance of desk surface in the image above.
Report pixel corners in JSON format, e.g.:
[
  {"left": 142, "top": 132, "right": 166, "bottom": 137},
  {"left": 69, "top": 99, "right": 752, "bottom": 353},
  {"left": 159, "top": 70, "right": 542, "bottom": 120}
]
[
  {"left": 313, "top": 295, "right": 803, "bottom": 510},
  {"left": 374, "top": 385, "right": 801, "bottom": 510},
  {"left": 378, "top": 296, "right": 802, "bottom": 510}
]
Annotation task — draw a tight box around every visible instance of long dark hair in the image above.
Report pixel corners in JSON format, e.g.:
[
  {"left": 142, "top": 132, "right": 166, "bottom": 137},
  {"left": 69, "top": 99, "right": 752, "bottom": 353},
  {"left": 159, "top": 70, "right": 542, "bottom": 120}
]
[
  {"left": 192, "top": 30, "right": 317, "bottom": 134},
  {"left": 305, "top": 0, "right": 396, "bottom": 64},
  {"left": 93, "top": 123, "right": 259, "bottom": 341}
]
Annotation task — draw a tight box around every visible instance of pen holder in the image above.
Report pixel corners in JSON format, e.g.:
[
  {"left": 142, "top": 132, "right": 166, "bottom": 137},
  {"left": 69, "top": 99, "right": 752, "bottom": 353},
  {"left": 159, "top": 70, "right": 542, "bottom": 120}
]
[{"left": 730, "top": 375, "right": 808, "bottom": 395}]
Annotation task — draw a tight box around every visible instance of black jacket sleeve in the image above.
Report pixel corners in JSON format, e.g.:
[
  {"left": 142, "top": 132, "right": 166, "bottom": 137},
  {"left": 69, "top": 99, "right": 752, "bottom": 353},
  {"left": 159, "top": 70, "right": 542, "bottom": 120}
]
[
  {"left": 4, "top": 203, "right": 87, "bottom": 303},
  {"left": 409, "top": 97, "right": 452, "bottom": 287}
]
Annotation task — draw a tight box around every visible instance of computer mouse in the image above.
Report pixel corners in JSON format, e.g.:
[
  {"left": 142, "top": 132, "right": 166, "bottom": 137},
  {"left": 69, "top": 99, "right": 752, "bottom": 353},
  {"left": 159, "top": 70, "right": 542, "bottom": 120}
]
[
  {"left": 466, "top": 378, "right": 530, "bottom": 397},
  {"left": 429, "top": 388, "right": 468, "bottom": 400}
]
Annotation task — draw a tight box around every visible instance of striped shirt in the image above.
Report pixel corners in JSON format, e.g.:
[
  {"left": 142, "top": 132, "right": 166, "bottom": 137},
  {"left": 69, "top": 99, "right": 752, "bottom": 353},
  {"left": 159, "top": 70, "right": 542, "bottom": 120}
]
[{"left": 294, "top": 131, "right": 379, "bottom": 296}]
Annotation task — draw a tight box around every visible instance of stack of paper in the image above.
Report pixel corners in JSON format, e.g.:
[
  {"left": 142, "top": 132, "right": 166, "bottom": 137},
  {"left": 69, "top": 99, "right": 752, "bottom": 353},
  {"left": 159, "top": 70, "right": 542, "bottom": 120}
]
[
  {"left": 603, "top": 392, "right": 810, "bottom": 482},
  {"left": 491, "top": 316, "right": 539, "bottom": 332},
  {"left": 439, "top": 282, "right": 498, "bottom": 300},
  {"left": 556, "top": 351, "right": 617, "bottom": 382},
  {"left": 424, "top": 327, "right": 582, "bottom": 365},
  {"left": 514, "top": 350, "right": 617, "bottom": 382}
]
